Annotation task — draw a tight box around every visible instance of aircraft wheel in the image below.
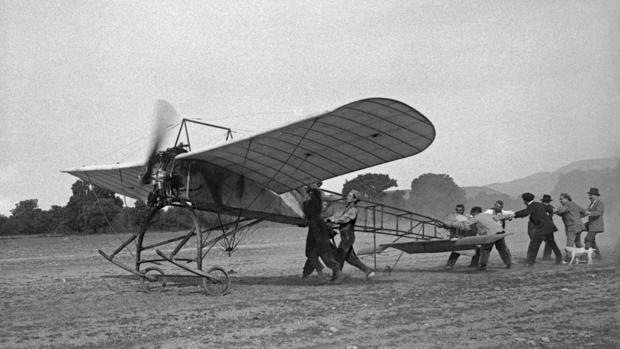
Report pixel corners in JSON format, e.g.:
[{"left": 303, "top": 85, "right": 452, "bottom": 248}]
[
  {"left": 201, "top": 266, "right": 230, "bottom": 296},
  {"left": 142, "top": 266, "right": 166, "bottom": 291}
]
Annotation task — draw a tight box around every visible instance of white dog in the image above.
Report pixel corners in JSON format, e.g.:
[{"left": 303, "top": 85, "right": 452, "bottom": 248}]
[{"left": 564, "top": 247, "right": 596, "bottom": 265}]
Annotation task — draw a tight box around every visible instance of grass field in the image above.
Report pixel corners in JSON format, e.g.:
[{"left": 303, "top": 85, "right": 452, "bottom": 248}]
[{"left": 1, "top": 223, "right": 619, "bottom": 348}]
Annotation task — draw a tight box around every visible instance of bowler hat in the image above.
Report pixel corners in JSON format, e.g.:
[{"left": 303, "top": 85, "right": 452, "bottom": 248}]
[
  {"left": 541, "top": 194, "right": 552, "bottom": 203},
  {"left": 521, "top": 192, "right": 535, "bottom": 202},
  {"left": 587, "top": 187, "right": 600, "bottom": 196}
]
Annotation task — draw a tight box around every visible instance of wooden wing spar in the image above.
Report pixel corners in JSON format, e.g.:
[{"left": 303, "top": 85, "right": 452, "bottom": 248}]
[{"left": 63, "top": 98, "right": 435, "bottom": 224}]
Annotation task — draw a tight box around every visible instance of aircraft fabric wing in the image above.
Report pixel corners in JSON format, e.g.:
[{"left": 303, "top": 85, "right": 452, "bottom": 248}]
[
  {"left": 177, "top": 98, "right": 435, "bottom": 194},
  {"left": 63, "top": 162, "right": 149, "bottom": 201}
]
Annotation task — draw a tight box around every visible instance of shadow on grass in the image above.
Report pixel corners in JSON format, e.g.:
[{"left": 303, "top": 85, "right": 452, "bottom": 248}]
[
  {"left": 231, "top": 274, "right": 398, "bottom": 286},
  {"left": 100, "top": 272, "right": 398, "bottom": 288}
]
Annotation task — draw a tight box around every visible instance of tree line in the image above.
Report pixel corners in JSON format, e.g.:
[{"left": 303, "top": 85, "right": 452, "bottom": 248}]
[
  {"left": 0, "top": 174, "right": 455, "bottom": 236},
  {"left": 337, "top": 164, "right": 619, "bottom": 219},
  {"left": 343, "top": 173, "right": 521, "bottom": 218},
  {"left": 0, "top": 180, "right": 197, "bottom": 236}
]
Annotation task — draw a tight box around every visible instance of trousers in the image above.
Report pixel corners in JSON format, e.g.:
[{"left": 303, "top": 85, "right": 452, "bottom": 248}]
[
  {"left": 303, "top": 218, "right": 339, "bottom": 274},
  {"left": 335, "top": 229, "right": 372, "bottom": 274},
  {"left": 302, "top": 228, "right": 325, "bottom": 276},
  {"left": 584, "top": 231, "right": 602, "bottom": 257},
  {"left": 446, "top": 248, "right": 480, "bottom": 267},
  {"left": 480, "top": 236, "right": 512, "bottom": 266},
  {"left": 527, "top": 231, "right": 562, "bottom": 265}
]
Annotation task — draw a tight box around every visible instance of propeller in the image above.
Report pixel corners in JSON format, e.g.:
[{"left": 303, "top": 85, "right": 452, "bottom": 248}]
[{"left": 141, "top": 100, "right": 178, "bottom": 184}]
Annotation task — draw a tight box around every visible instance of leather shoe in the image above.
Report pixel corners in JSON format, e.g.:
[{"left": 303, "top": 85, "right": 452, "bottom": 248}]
[{"left": 331, "top": 270, "right": 346, "bottom": 284}]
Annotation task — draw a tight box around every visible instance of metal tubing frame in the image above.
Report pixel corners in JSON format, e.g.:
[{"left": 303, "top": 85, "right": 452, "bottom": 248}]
[
  {"left": 141, "top": 231, "right": 194, "bottom": 251},
  {"left": 154, "top": 249, "right": 220, "bottom": 283},
  {"left": 320, "top": 188, "right": 448, "bottom": 271},
  {"left": 169, "top": 230, "right": 196, "bottom": 258},
  {"left": 134, "top": 207, "right": 163, "bottom": 270},
  {"left": 99, "top": 203, "right": 209, "bottom": 275},
  {"left": 201, "top": 217, "right": 265, "bottom": 260},
  {"left": 189, "top": 209, "right": 204, "bottom": 271},
  {"left": 174, "top": 118, "right": 233, "bottom": 152}
]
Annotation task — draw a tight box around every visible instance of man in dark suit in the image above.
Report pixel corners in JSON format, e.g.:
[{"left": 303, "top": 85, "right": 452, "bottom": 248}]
[
  {"left": 541, "top": 194, "right": 559, "bottom": 260},
  {"left": 512, "top": 192, "right": 563, "bottom": 265},
  {"left": 301, "top": 182, "right": 344, "bottom": 283},
  {"left": 585, "top": 187, "right": 605, "bottom": 259}
]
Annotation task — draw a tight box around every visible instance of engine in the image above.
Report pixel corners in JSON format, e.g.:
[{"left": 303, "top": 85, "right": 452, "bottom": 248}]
[{"left": 143, "top": 144, "right": 188, "bottom": 206}]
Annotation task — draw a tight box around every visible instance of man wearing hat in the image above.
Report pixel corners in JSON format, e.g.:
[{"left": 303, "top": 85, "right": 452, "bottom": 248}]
[
  {"left": 585, "top": 187, "right": 605, "bottom": 259},
  {"left": 540, "top": 194, "right": 559, "bottom": 260},
  {"left": 511, "top": 192, "right": 563, "bottom": 265},
  {"left": 326, "top": 189, "right": 375, "bottom": 278}
]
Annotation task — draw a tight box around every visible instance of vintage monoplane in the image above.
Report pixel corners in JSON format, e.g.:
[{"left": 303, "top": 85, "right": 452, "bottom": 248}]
[{"left": 64, "top": 97, "right": 505, "bottom": 295}]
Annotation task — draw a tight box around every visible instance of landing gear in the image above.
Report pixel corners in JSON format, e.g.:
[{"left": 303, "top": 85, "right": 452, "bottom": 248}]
[
  {"left": 141, "top": 266, "right": 167, "bottom": 291},
  {"left": 201, "top": 266, "right": 231, "bottom": 296},
  {"left": 98, "top": 202, "right": 265, "bottom": 296}
]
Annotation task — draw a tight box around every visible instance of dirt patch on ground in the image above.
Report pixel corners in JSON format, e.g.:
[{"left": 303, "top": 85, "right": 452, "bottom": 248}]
[{"left": 1, "top": 228, "right": 619, "bottom": 348}]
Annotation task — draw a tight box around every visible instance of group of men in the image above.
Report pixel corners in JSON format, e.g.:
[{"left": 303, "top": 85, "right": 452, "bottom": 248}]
[
  {"left": 444, "top": 187, "right": 605, "bottom": 269},
  {"left": 300, "top": 182, "right": 374, "bottom": 283},
  {"left": 444, "top": 201, "right": 513, "bottom": 270},
  {"left": 300, "top": 182, "right": 606, "bottom": 279}
]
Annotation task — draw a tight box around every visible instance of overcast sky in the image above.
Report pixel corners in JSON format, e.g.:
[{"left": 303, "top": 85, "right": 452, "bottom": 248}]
[{"left": 1, "top": 0, "right": 619, "bottom": 215}]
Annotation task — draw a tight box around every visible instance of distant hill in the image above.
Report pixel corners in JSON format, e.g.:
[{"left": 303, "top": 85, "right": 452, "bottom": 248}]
[
  {"left": 462, "top": 186, "right": 505, "bottom": 200},
  {"left": 556, "top": 157, "right": 620, "bottom": 173},
  {"left": 380, "top": 156, "right": 618, "bottom": 212},
  {"left": 484, "top": 157, "right": 620, "bottom": 198}
]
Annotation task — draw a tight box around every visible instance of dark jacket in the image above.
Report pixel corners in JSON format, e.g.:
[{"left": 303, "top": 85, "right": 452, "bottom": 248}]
[
  {"left": 555, "top": 201, "right": 586, "bottom": 234},
  {"left": 302, "top": 188, "right": 331, "bottom": 253},
  {"left": 514, "top": 201, "right": 557, "bottom": 235},
  {"left": 542, "top": 203, "right": 558, "bottom": 232},
  {"left": 302, "top": 188, "right": 323, "bottom": 220},
  {"left": 587, "top": 199, "right": 605, "bottom": 232}
]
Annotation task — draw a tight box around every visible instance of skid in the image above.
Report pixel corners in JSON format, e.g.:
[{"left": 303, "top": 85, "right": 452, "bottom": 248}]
[
  {"left": 98, "top": 249, "right": 157, "bottom": 282},
  {"left": 155, "top": 249, "right": 218, "bottom": 282},
  {"left": 155, "top": 249, "right": 230, "bottom": 295}
]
